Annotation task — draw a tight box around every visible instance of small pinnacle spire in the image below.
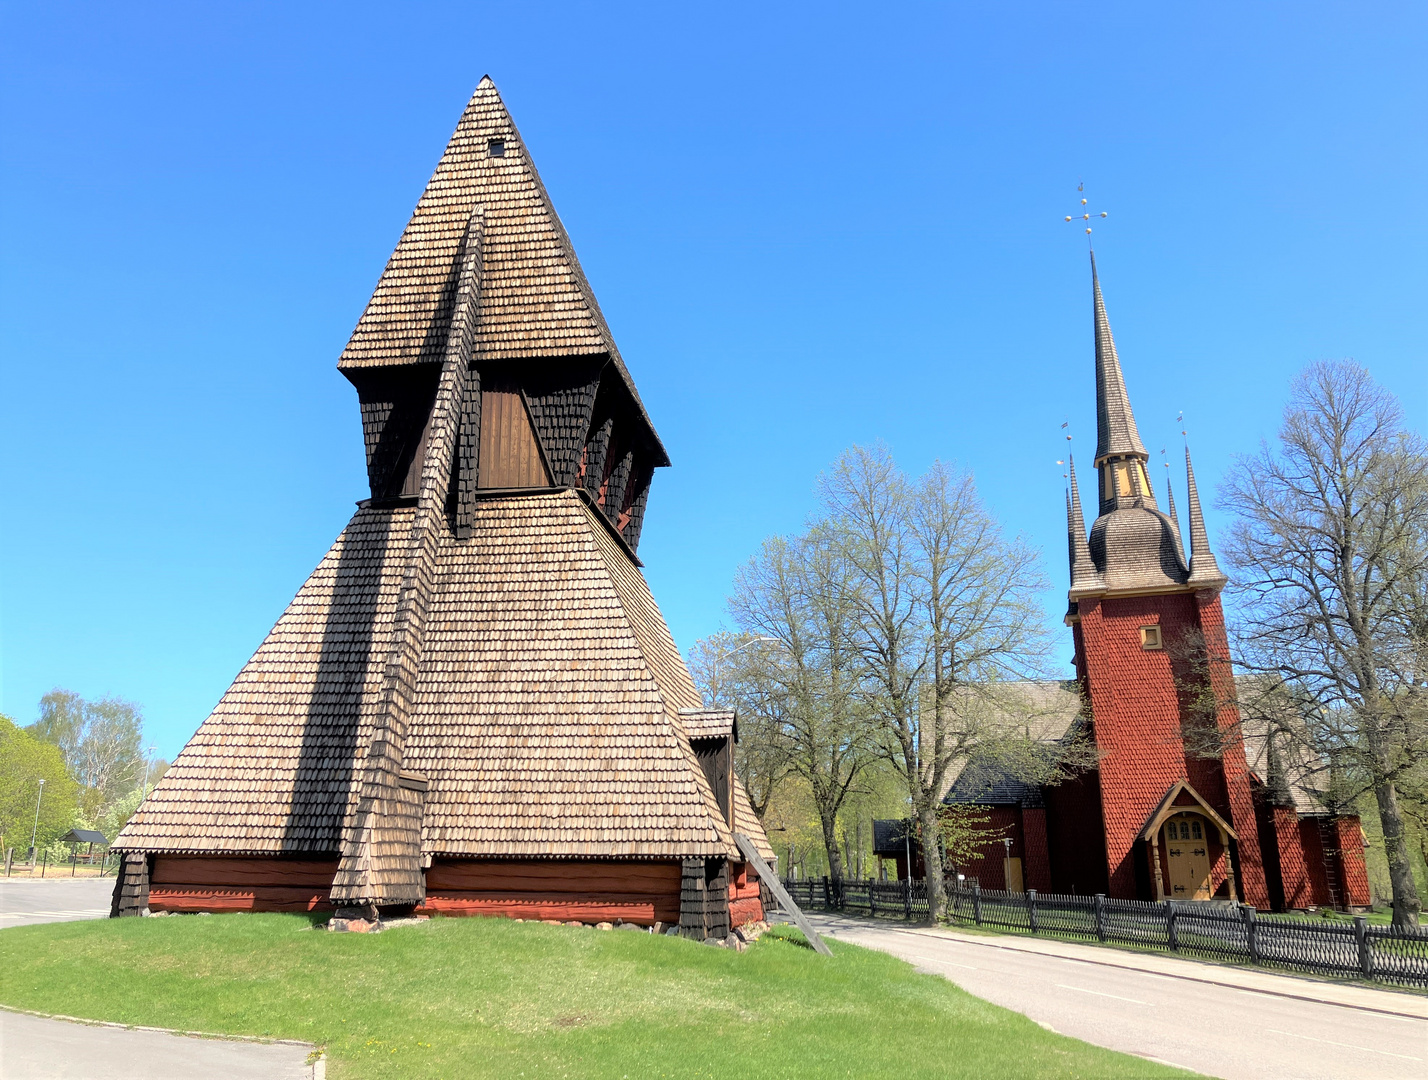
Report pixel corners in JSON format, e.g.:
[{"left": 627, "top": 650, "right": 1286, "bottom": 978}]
[
  {"left": 1091, "top": 253, "right": 1148, "bottom": 465},
  {"left": 1066, "top": 455, "right": 1102, "bottom": 596},
  {"left": 1164, "top": 470, "right": 1179, "bottom": 529},
  {"left": 1185, "top": 446, "right": 1226, "bottom": 589}
]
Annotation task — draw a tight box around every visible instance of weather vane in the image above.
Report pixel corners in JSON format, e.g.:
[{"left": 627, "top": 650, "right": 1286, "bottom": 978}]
[{"left": 1065, "top": 182, "right": 1107, "bottom": 246}]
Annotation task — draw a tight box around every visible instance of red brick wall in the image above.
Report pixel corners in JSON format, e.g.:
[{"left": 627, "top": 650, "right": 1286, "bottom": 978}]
[
  {"left": 1334, "top": 817, "right": 1372, "bottom": 908},
  {"left": 1075, "top": 593, "right": 1270, "bottom": 907},
  {"left": 1023, "top": 808, "right": 1052, "bottom": 892},
  {"left": 1194, "top": 594, "right": 1270, "bottom": 907}
]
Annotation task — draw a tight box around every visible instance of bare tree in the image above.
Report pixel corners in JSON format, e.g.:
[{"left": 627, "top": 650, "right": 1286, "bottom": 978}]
[
  {"left": 688, "top": 632, "right": 790, "bottom": 819},
  {"left": 821, "top": 446, "right": 1056, "bottom": 918},
  {"left": 727, "top": 531, "right": 876, "bottom": 883},
  {"left": 1222, "top": 361, "right": 1428, "bottom": 927}
]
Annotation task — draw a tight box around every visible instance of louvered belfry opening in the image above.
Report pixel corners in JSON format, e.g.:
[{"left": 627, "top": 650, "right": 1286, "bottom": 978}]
[{"left": 111, "top": 76, "right": 775, "bottom": 934}]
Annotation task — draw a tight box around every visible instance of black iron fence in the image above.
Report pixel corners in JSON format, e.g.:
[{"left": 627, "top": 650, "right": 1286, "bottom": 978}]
[{"left": 781, "top": 877, "right": 1428, "bottom": 988}]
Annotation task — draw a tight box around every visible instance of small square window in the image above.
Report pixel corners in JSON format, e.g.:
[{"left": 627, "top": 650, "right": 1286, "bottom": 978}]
[
  {"left": 1140, "top": 625, "right": 1162, "bottom": 650},
  {"left": 488, "top": 138, "right": 506, "bottom": 158}
]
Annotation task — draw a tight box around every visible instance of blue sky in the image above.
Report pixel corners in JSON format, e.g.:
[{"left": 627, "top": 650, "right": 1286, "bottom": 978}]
[{"left": 3, "top": 3, "right": 1424, "bottom": 759}]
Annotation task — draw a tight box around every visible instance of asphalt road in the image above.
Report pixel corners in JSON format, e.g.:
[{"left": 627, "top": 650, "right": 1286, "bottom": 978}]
[
  {"left": 809, "top": 913, "right": 1428, "bottom": 1080},
  {"left": 0, "top": 879, "right": 113, "bottom": 929}
]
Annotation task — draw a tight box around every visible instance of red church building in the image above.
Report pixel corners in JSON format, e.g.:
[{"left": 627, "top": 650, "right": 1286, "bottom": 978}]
[{"left": 888, "top": 257, "right": 1372, "bottom": 913}]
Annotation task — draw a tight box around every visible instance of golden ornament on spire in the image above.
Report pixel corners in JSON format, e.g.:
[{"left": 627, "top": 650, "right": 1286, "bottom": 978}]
[{"left": 1066, "top": 185, "right": 1108, "bottom": 246}]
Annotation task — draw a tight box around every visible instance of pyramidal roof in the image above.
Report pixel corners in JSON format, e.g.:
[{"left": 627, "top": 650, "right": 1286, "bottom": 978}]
[
  {"left": 116, "top": 491, "right": 746, "bottom": 862},
  {"left": 339, "top": 76, "right": 661, "bottom": 448},
  {"left": 1091, "top": 252, "right": 1148, "bottom": 464}
]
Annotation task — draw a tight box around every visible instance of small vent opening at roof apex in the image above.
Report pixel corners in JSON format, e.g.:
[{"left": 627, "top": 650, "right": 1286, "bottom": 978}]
[{"left": 488, "top": 139, "right": 505, "bottom": 157}]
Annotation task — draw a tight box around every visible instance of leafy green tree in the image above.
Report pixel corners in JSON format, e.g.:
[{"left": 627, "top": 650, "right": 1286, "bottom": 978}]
[
  {"left": 688, "top": 632, "right": 791, "bottom": 820},
  {"left": 0, "top": 715, "right": 80, "bottom": 858},
  {"left": 30, "top": 689, "right": 145, "bottom": 804}
]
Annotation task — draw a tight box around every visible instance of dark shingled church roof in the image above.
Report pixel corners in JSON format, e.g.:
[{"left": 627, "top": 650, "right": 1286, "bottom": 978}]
[
  {"left": 1092, "top": 253, "right": 1147, "bottom": 465},
  {"left": 1067, "top": 253, "right": 1226, "bottom": 601}
]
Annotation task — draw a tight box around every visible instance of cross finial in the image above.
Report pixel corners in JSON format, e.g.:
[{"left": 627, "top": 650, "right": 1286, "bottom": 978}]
[{"left": 1065, "top": 182, "right": 1107, "bottom": 247}]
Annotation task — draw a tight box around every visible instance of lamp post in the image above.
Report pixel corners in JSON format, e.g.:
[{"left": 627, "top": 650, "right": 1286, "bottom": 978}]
[
  {"left": 28, "top": 778, "right": 45, "bottom": 864},
  {"left": 708, "top": 635, "right": 778, "bottom": 700}
]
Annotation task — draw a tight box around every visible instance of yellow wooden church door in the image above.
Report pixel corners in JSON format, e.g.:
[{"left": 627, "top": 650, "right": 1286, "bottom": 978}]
[{"left": 1163, "top": 814, "right": 1212, "bottom": 900}]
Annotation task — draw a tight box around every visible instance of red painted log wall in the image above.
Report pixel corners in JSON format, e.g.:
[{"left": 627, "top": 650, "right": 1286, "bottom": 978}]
[
  {"left": 728, "top": 861, "right": 764, "bottom": 927},
  {"left": 418, "top": 860, "right": 682, "bottom": 925},
  {"left": 148, "top": 856, "right": 338, "bottom": 913}
]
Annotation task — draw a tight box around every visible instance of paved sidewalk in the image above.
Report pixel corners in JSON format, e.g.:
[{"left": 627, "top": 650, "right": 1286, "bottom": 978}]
[
  {"left": 807, "top": 912, "right": 1427, "bottom": 1080},
  {"left": 0, "top": 879, "right": 113, "bottom": 929},
  {"left": 0, "top": 1009, "right": 316, "bottom": 1079},
  {"left": 882, "top": 918, "right": 1428, "bottom": 1019}
]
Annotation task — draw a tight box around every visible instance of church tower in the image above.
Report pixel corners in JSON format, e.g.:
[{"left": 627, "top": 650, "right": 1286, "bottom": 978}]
[
  {"left": 1064, "top": 255, "right": 1270, "bottom": 908},
  {"left": 112, "top": 79, "right": 773, "bottom": 933}
]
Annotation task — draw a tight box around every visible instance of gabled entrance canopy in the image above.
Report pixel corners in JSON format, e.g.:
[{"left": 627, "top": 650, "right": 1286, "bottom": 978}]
[
  {"left": 1138, "top": 779, "right": 1237, "bottom": 843},
  {"left": 1140, "top": 780, "right": 1239, "bottom": 903}
]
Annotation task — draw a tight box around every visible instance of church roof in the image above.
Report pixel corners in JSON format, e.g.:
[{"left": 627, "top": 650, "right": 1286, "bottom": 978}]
[
  {"left": 117, "top": 491, "right": 744, "bottom": 861},
  {"left": 939, "top": 681, "right": 1085, "bottom": 806},
  {"left": 338, "top": 76, "right": 666, "bottom": 462},
  {"left": 1069, "top": 255, "right": 1220, "bottom": 599},
  {"left": 1236, "top": 677, "right": 1337, "bottom": 816},
  {"left": 1092, "top": 253, "right": 1147, "bottom": 465}
]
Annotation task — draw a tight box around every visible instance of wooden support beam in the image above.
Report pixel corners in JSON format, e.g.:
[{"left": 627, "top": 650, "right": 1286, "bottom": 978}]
[{"left": 734, "top": 834, "right": 831, "bottom": 957}]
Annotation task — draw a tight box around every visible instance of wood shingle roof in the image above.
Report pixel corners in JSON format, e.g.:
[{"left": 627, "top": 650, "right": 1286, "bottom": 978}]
[
  {"left": 119, "top": 492, "right": 743, "bottom": 860},
  {"left": 337, "top": 76, "right": 665, "bottom": 460}
]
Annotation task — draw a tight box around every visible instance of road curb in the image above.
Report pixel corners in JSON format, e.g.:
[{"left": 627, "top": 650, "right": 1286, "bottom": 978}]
[{"left": 824, "top": 920, "right": 1428, "bottom": 1022}]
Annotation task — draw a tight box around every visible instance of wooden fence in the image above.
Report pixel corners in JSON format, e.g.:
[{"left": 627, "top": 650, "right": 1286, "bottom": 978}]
[{"left": 782, "top": 877, "right": 1428, "bottom": 988}]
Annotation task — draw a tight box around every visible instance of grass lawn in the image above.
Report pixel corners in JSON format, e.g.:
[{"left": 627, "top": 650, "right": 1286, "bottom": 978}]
[{"left": 0, "top": 915, "right": 1194, "bottom": 1079}]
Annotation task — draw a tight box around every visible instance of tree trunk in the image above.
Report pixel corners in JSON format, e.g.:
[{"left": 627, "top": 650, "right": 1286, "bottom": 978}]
[
  {"left": 819, "top": 808, "right": 845, "bottom": 885},
  {"left": 919, "top": 801, "right": 946, "bottom": 921},
  {"left": 1371, "top": 767, "right": 1422, "bottom": 929},
  {"left": 1357, "top": 666, "right": 1422, "bottom": 929}
]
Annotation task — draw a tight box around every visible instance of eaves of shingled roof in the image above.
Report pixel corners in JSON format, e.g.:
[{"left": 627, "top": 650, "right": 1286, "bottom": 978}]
[
  {"left": 117, "top": 491, "right": 742, "bottom": 860},
  {"left": 679, "top": 709, "right": 736, "bottom": 740},
  {"left": 337, "top": 76, "right": 668, "bottom": 464}
]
